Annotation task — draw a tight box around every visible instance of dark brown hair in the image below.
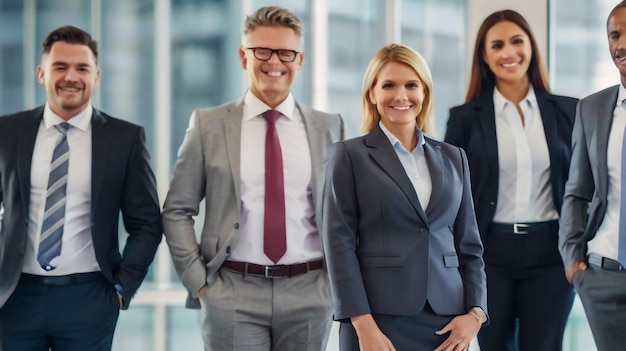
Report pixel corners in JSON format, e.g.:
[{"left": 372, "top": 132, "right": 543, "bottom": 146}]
[
  {"left": 465, "top": 10, "right": 549, "bottom": 102},
  {"left": 42, "top": 26, "right": 98, "bottom": 63}
]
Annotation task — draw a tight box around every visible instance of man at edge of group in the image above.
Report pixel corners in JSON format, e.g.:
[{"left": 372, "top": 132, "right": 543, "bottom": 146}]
[
  {"left": 0, "top": 25, "right": 162, "bottom": 351},
  {"left": 559, "top": 2, "right": 626, "bottom": 351}
]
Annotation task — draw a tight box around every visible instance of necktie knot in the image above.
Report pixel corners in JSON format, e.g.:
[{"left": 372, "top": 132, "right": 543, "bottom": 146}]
[
  {"left": 54, "top": 122, "right": 71, "bottom": 135},
  {"left": 263, "top": 110, "right": 281, "bottom": 124}
]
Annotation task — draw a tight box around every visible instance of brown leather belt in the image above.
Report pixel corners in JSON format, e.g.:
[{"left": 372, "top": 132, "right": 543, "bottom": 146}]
[{"left": 221, "top": 259, "right": 324, "bottom": 278}]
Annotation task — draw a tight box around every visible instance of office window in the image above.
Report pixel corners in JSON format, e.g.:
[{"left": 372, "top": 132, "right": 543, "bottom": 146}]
[
  {"left": 401, "top": 0, "right": 466, "bottom": 139},
  {"left": 550, "top": 0, "right": 618, "bottom": 98}
]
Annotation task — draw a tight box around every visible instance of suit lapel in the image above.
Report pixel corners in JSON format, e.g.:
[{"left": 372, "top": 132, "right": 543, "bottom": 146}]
[
  {"left": 536, "top": 91, "right": 559, "bottom": 170},
  {"left": 596, "top": 86, "right": 618, "bottom": 197},
  {"left": 423, "top": 138, "right": 443, "bottom": 217},
  {"left": 367, "top": 127, "right": 428, "bottom": 224},
  {"left": 91, "top": 109, "right": 111, "bottom": 218},
  {"left": 224, "top": 101, "right": 244, "bottom": 202},
  {"left": 298, "top": 103, "right": 324, "bottom": 207},
  {"left": 476, "top": 92, "right": 499, "bottom": 175},
  {"left": 17, "top": 108, "right": 45, "bottom": 218}
]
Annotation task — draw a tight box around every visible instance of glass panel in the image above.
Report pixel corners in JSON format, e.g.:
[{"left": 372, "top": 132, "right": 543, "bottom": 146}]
[
  {"left": 170, "top": 1, "right": 244, "bottom": 169},
  {"left": 167, "top": 306, "right": 204, "bottom": 350},
  {"left": 327, "top": 0, "right": 384, "bottom": 138},
  {"left": 112, "top": 306, "right": 155, "bottom": 350},
  {"left": 0, "top": 0, "right": 24, "bottom": 115},
  {"left": 550, "top": 0, "right": 617, "bottom": 98},
  {"left": 100, "top": 0, "right": 156, "bottom": 149},
  {"left": 401, "top": 0, "right": 466, "bottom": 139}
]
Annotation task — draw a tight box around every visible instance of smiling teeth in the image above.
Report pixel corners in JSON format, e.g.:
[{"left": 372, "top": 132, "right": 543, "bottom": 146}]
[
  {"left": 393, "top": 106, "right": 411, "bottom": 110},
  {"left": 503, "top": 63, "right": 517, "bottom": 68},
  {"left": 267, "top": 72, "right": 282, "bottom": 77}
]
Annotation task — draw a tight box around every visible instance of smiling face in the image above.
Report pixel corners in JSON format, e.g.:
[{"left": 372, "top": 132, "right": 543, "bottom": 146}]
[
  {"left": 483, "top": 20, "right": 532, "bottom": 86},
  {"left": 239, "top": 25, "right": 303, "bottom": 108},
  {"left": 608, "top": 7, "right": 626, "bottom": 87},
  {"left": 368, "top": 61, "right": 424, "bottom": 132},
  {"left": 37, "top": 41, "right": 100, "bottom": 120}
]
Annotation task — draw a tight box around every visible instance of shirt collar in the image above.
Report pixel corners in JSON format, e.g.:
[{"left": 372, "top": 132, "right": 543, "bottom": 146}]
[
  {"left": 43, "top": 103, "right": 93, "bottom": 131},
  {"left": 493, "top": 85, "right": 537, "bottom": 113},
  {"left": 243, "top": 89, "right": 297, "bottom": 122},
  {"left": 378, "top": 121, "right": 425, "bottom": 152},
  {"left": 617, "top": 83, "right": 626, "bottom": 107}
]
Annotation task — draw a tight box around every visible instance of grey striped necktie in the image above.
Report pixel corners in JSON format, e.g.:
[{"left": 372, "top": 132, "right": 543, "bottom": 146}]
[{"left": 38, "top": 122, "right": 71, "bottom": 271}]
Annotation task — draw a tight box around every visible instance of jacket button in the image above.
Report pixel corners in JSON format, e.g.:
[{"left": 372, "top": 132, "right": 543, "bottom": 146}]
[
  {"left": 234, "top": 223, "right": 239, "bottom": 229},
  {"left": 226, "top": 246, "right": 231, "bottom": 254}
]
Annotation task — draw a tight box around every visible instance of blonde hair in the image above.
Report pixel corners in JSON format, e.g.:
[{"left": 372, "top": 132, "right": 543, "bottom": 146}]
[
  {"left": 360, "top": 43, "right": 435, "bottom": 135},
  {"left": 242, "top": 6, "right": 304, "bottom": 47}
]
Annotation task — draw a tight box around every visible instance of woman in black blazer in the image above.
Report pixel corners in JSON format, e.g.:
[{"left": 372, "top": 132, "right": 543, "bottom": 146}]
[{"left": 444, "top": 10, "right": 577, "bottom": 351}]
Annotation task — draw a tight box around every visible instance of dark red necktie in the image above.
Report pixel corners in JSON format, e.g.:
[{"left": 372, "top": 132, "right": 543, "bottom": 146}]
[{"left": 263, "top": 110, "right": 286, "bottom": 263}]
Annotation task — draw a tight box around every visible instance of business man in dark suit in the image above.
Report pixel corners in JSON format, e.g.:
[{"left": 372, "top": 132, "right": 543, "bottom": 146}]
[
  {"left": 162, "top": 6, "right": 343, "bottom": 351},
  {"left": 559, "top": 2, "right": 626, "bottom": 350},
  {"left": 445, "top": 10, "right": 576, "bottom": 351},
  {"left": 0, "top": 26, "right": 162, "bottom": 351},
  {"left": 323, "top": 44, "right": 486, "bottom": 351}
]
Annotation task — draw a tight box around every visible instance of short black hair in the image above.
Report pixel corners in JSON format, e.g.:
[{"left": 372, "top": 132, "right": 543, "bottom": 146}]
[
  {"left": 607, "top": 1, "right": 626, "bottom": 28},
  {"left": 42, "top": 25, "right": 98, "bottom": 63}
]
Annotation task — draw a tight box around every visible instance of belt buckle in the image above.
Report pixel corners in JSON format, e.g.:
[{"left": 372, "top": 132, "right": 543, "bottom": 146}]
[
  {"left": 264, "top": 265, "right": 279, "bottom": 278},
  {"left": 513, "top": 223, "right": 529, "bottom": 234}
]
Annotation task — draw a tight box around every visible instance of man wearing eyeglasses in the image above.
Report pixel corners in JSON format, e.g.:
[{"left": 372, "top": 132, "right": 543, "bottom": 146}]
[{"left": 162, "top": 5, "right": 344, "bottom": 351}]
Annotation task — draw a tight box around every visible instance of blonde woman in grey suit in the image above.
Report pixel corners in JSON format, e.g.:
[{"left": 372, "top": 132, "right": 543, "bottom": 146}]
[{"left": 323, "top": 43, "right": 487, "bottom": 351}]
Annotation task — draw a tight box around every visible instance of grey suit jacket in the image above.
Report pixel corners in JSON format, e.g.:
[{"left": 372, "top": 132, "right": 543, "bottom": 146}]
[
  {"left": 322, "top": 127, "right": 487, "bottom": 321},
  {"left": 162, "top": 98, "right": 344, "bottom": 307},
  {"left": 559, "top": 85, "right": 619, "bottom": 268},
  {"left": 0, "top": 106, "right": 163, "bottom": 309}
]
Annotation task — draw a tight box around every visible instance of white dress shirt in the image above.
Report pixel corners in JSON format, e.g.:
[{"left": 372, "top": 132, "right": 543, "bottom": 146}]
[
  {"left": 588, "top": 84, "right": 626, "bottom": 260},
  {"left": 22, "top": 104, "right": 99, "bottom": 275},
  {"left": 492, "top": 86, "right": 559, "bottom": 223},
  {"left": 379, "top": 122, "right": 432, "bottom": 210},
  {"left": 230, "top": 90, "right": 321, "bottom": 265}
]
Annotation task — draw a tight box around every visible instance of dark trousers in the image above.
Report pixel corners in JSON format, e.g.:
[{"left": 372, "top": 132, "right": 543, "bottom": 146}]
[
  {"left": 339, "top": 302, "right": 451, "bottom": 351},
  {"left": 574, "top": 264, "right": 626, "bottom": 351},
  {"left": 0, "top": 272, "right": 120, "bottom": 351},
  {"left": 478, "top": 221, "right": 575, "bottom": 351}
]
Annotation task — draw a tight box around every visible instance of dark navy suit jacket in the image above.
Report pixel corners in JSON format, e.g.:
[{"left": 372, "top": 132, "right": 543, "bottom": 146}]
[
  {"left": 0, "top": 106, "right": 162, "bottom": 309},
  {"left": 322, "top": 127, "right": 487, "bottom": 321},
  {"left": 445, "top": 88, "right": 577, "bottom": 247}
]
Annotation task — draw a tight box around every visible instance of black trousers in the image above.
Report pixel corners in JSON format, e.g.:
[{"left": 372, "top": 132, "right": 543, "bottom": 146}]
[
  {"left": 478, "top": 220, "right": 575, "bottom": 351},
  {"left": 0, "top": 272, "right": 120, "bottom": 351},
  {"left": 574, "top": 264, "right": 626, "bottom": 351}
]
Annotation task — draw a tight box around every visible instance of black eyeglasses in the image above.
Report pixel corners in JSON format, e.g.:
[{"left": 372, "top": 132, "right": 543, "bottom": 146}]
[{"left": 246, "top": 47, "right": 299, "bottom": 62}]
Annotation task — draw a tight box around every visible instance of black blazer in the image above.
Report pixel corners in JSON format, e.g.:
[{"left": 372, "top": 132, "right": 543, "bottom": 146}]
[
  {"left": 0, "top": 106, "right": 162, "bottom": 309},
  {"left": 444, "top": 88, "right": 577, "bottom": 240},
  {"left": 323, "top": 127, "right": 486, "bottom": 321}
]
